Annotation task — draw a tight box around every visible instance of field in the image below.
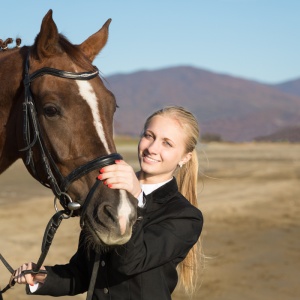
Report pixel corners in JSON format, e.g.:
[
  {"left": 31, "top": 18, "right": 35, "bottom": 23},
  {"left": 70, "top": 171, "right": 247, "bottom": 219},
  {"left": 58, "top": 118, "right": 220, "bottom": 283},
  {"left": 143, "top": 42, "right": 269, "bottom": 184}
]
[{"left": 0, "top": 142, "right": 299, "bottom": 300}]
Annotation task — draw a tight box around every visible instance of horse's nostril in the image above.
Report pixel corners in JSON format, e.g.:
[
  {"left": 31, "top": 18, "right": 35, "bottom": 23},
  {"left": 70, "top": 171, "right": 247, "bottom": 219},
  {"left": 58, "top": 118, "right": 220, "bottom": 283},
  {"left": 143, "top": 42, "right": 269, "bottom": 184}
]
[
  {"left": 103, "top": 205, "right": 117, "bottom": 223},
  {"left": 102, "top": 205, "right": 128, "bottom": 236}
]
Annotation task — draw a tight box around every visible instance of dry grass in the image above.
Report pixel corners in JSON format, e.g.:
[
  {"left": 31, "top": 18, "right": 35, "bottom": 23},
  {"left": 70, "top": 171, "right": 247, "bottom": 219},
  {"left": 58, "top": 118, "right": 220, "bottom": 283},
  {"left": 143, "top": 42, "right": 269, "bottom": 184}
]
[{"left": 0, "top": 142, "right": 299, "bottom": 300}]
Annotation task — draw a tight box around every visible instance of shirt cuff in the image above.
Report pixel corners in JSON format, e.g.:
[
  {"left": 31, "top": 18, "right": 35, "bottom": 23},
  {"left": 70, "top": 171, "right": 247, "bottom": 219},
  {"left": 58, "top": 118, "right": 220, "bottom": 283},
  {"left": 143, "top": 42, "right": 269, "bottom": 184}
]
[{"left": 28, "top": 282, "right": 41, "bottom": 293}]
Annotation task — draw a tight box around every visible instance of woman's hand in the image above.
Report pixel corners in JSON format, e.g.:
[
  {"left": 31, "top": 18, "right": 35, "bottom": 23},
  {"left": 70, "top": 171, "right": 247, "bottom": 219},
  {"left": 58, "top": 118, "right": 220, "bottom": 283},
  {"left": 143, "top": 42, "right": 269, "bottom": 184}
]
[
  {"left": 13, "top": 262, "right": 47, "bottom": 286},
  {"left": 98, "top": 160, "right": 142, "bottom": 198}
]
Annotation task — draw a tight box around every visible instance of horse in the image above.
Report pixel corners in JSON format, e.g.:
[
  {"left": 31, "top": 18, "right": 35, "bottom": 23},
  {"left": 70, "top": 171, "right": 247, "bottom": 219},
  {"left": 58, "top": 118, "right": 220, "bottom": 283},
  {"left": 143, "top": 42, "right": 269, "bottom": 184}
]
[{"left": 0, "top": 10, "right": 137, "bottom": 252}]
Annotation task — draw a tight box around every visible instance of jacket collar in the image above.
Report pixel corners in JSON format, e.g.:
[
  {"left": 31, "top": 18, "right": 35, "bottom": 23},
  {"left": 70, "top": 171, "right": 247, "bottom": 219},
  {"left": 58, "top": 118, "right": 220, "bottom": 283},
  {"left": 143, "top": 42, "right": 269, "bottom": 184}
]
[{"left": 144, "top": 177, "right": 178, "bottom": 212}]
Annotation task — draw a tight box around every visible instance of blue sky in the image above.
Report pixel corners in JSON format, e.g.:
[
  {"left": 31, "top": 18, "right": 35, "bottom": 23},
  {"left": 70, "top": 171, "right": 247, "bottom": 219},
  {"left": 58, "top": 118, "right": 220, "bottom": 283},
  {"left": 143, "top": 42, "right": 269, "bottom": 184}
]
[{"left": 1, "top": 0, "right": 299, "bottom": 83}]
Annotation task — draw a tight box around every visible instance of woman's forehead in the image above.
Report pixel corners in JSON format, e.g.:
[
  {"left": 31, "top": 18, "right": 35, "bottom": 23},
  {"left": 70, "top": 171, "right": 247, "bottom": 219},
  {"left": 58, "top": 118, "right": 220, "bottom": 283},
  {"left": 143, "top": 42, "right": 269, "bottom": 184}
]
[
  {"left": 146, "top": 115, "right": 186, "bottom": 139},
  {"left": 147, "top": 115, "right": 180, "bottom": 128}
]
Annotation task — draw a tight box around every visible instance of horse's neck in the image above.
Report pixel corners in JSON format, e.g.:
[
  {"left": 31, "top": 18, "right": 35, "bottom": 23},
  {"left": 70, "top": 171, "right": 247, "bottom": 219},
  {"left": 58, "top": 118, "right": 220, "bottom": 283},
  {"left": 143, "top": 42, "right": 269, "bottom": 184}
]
[
  {"left": 0, "top": 49, "right": 24, "bottom": 101},
  {"left": 0, "top": 49, "right": 25, "bottom": 173}
]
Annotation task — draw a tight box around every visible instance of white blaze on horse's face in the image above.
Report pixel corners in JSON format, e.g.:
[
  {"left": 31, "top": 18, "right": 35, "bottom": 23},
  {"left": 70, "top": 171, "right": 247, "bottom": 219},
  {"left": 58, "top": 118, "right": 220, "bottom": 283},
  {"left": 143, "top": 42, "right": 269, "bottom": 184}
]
[
  {"left": 118, "top": 190, "right": 133, "bottom": 235},
  {"left": 76, "top": 80, "right": 110, "bottom": 154},
  {"left": 76, "top": 79, "right": 135, "bottom": 245}
]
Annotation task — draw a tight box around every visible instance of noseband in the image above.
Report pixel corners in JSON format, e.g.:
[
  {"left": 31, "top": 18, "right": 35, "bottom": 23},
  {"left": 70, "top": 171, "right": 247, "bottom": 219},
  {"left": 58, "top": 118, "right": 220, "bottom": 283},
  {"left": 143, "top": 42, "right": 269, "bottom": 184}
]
[{"left": 20, "top": 52, "right": 122, "bottom": 216}]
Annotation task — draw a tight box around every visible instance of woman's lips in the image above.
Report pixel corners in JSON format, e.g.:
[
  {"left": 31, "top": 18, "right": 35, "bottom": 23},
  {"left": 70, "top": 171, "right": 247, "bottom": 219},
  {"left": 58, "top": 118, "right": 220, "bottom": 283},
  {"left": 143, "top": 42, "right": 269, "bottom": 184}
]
[{"left": 143, "top": 155, "right": 160, "bottom": 163}]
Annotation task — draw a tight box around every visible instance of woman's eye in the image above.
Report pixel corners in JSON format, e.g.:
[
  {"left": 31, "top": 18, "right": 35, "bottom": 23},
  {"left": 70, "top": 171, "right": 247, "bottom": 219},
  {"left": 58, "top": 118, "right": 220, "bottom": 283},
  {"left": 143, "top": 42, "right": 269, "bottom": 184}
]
[
  {"left": 163, "top": 141, "right": 172, "bottom": 147},
  {"left": 144, "top": 133, "right": 153, "bottom": 139},
  {"left": 44, "top": 106, "right": 59, "bottom": 117}
]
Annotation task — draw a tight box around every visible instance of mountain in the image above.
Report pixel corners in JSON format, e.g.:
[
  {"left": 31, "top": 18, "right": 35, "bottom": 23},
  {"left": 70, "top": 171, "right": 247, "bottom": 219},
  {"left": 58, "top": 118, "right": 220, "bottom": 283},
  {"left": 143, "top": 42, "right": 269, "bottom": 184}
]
[
  {"left": 254, "top": 125, "right": 300, "bottom": 143},
  {"left": 274, "top": 78, "right": 300, "bottom": 97},
  {"left": 104, "top": 66, "right": 300, "bottom": 142}
]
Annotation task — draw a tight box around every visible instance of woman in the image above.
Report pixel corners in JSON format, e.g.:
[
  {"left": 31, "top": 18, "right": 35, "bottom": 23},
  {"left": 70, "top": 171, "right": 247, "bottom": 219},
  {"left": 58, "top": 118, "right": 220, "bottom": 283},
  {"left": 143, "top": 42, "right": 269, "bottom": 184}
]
[{"left": 14, "top": 106, "right": 203, "bottom": 299}]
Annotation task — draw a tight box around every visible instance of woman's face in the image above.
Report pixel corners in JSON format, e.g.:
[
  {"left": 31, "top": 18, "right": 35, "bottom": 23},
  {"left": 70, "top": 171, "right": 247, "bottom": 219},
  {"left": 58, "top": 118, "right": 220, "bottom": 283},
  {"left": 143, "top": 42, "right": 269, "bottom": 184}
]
[{"left": 138, "top": 115, "right": 191, "bottom": 183}]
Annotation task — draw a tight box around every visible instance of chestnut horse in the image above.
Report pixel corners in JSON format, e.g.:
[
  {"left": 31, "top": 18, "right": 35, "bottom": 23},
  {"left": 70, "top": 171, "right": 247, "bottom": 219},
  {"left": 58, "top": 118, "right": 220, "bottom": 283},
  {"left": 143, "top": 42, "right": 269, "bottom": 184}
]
[{"left": 0, "top": 10, "right": 137, "bottom": 249}]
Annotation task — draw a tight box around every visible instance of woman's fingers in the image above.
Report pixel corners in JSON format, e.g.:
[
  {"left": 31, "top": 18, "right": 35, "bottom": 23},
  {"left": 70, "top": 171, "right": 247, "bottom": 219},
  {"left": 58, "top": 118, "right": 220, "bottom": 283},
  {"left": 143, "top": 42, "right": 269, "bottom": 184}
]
[
  {"left": 102, "top": 174, "right": 130, "bottom": 188},
  {"left": 98, "top": 161, "right": 132, "bottom": 183},
  {"left": 13, "top": 263, "right": 47, "bottom": 285},
  {"left": 98, "top": 160, "right": 141, "bottom": 197},
  {"left": 102, "top": 162, "right": 131, "bottom": 175},
  {"left": 14, "top": 263, "right": 32, "bottom": 284}
]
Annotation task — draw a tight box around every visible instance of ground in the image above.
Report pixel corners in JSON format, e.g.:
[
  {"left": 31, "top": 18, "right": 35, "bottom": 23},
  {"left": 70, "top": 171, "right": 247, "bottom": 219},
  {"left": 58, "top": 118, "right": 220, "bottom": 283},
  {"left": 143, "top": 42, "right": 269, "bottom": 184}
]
[{"left": 0, "top": 142, "right": 299, "bottom": 300}]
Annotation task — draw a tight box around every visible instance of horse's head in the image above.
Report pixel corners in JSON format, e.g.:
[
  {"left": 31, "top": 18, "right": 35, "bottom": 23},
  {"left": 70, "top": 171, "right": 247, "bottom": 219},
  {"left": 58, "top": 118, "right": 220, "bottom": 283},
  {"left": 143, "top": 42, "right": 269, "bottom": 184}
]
[{"left": 18, "top": 10, "right": 137, "bottom": 249}]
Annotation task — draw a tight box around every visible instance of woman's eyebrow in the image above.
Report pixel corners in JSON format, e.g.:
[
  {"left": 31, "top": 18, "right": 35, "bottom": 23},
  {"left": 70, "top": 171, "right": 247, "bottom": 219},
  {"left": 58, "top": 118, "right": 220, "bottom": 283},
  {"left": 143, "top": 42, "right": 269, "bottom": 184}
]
[{"left": 145, "top": 129, "right": 155, "bottom": 135}]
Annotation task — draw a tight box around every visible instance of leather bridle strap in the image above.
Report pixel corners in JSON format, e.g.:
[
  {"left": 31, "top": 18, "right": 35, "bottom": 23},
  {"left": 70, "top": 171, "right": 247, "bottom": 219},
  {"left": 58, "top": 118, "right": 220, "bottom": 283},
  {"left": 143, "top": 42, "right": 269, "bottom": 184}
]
[
  {"left": 24, "top": 66, "right": 99, "bottom": 85},
  {"left": 86, "top": 253, "right": 101, "bottom": 300},
  {"left": 60, "top": 153, "right": 122, "bottom": 192},
  {"left": 0, "top": 211, "right": 63, "bottom": 295},
  {"left": 0, "top": 176, "right": 100, "bottom": 297},
  {"left": 0, "top": 181, "right": 106, "bottom": 300},
  {"left": 21, "top": 51, "right": 99, "bottom": 199},
  {"left": 23, "top": 53, "right": 99, "bottom": 85},
  {"left": 0, "top": 253, "right": 14, "bottom": 296},
  {"left": 32, "top": 210, "right": 66, "bottom": 274},
  {"left": 20, "top": 51, "right": 120, "bottom": 213}
]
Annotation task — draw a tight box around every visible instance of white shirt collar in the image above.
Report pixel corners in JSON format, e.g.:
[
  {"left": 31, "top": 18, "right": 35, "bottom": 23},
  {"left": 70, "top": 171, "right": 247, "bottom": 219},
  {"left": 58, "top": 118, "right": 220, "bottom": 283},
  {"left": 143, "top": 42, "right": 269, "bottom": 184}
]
[{"left": 141, "top": 178, "right": 173, "bottom": 195}]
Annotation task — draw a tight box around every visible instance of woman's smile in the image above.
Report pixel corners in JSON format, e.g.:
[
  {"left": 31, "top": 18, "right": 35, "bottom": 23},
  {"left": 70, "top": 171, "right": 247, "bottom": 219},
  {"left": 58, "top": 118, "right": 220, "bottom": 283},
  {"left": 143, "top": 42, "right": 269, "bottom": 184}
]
[{"left": 142, "top": 154, "right": 160, "bottom": 164}]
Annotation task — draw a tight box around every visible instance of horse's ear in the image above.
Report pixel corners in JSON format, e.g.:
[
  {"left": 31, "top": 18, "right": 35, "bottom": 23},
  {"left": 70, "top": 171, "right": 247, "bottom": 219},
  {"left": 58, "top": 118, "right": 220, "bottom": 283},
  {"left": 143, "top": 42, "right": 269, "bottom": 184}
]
[
  {"left": 34, "top": 9, "right": 60, "bottom": 58},
  {"left": 79, "top": 19, "right": 112, "bottom": 62}
]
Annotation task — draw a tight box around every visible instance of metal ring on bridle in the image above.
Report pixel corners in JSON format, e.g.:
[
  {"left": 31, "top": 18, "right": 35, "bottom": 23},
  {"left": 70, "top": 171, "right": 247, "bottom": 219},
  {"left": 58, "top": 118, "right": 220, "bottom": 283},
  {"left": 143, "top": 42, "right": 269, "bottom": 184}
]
[{"left": 54, "top": 192, "right": 81, "bottom": 219}]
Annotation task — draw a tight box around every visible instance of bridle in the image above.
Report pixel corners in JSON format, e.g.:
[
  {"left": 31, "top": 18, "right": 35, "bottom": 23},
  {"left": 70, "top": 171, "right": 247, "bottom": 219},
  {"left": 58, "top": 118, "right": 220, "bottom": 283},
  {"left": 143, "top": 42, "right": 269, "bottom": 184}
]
[
  {"left": 21, "top": 51, "right": 122, "bottom": 216},
  {"left": 0, "top": 51, "right": 122, "bottom": 299}
]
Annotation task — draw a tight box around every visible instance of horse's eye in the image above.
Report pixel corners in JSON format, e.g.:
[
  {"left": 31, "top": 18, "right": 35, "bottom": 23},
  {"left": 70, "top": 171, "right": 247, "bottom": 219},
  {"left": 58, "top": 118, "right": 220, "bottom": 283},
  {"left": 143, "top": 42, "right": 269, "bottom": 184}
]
[{"left": 44, "top": 106, "right": 59, "bottom": 117}]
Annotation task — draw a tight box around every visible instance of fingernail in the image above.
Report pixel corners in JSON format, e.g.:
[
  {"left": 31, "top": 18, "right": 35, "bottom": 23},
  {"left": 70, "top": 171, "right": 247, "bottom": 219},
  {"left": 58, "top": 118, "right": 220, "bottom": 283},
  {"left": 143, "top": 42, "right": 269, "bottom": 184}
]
[
  {"left": 108, "top": 184, "right": 113, "bottom": 188},
  {"left": 100, "top": 168, "right": 104, "bottom": 173},
  {"left": 103, "top": 181, "right": 107, "bottom": 185},
  {"left": 97, "top": 175, "right": 102, "bottom": 180},
  {"left": 115, "top": 160, "right": 121, "bottom": 163},
  {"left": 30, "top": 283, "right": 34, "bottom": 286}
]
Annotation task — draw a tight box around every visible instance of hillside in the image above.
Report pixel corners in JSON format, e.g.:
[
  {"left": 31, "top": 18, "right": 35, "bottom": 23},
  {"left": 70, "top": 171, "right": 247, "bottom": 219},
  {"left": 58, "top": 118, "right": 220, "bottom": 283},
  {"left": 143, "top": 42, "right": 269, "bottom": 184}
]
[
  {"left": 254, "top": 125, "right": 300, "bottom": 143},
  {"left": 274, "top": 78, "right": 300, "bottom": 97},
  {"left": 104, "top": 66, "right": 300, "bottom": 142}
]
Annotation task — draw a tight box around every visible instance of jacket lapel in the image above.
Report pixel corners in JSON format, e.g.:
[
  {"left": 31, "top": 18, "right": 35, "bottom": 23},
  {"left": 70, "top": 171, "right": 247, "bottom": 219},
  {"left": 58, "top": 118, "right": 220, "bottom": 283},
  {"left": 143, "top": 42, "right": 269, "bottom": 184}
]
[{"left": 144, "top": 177, "right": 178, "bottom": 213}]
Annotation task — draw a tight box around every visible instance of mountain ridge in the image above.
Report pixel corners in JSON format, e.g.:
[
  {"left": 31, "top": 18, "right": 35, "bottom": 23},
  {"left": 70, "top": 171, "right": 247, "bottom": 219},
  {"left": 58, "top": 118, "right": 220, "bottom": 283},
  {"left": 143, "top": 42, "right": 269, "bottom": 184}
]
[
  {"left": 104, "top": 66, "right": 300, "bottom": 141},
  {"left": 273, "top": 78, "right": 300, "bottom": 97}
]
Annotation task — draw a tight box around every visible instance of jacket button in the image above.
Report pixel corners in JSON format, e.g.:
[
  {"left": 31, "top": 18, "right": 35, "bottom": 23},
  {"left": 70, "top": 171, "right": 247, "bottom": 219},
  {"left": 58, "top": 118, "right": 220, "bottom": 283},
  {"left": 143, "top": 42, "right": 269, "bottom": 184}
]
[
  {"left": 101, "top": 260, "right": 105, "bottom": 267},
  {"left": 103, "top": 288, "right": 109, "bottom": 294}
]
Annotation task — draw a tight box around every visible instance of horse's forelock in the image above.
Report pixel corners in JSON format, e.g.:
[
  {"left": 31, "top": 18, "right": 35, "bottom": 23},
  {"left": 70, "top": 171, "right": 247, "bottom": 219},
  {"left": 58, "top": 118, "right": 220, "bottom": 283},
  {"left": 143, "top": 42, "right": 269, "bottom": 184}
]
[
  {"left": 31, "top": 34, "right": 94, "bottom": 71},
  {"left": 59, "top": 35, "right": 95, "bottom": 70}
]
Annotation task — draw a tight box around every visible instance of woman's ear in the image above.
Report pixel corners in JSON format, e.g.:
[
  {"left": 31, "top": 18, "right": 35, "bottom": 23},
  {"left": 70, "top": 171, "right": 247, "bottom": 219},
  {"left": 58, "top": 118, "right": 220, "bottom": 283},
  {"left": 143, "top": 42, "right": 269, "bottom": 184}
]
[{"left": 179, "top": 152, "right": 192, "bottom": 167}]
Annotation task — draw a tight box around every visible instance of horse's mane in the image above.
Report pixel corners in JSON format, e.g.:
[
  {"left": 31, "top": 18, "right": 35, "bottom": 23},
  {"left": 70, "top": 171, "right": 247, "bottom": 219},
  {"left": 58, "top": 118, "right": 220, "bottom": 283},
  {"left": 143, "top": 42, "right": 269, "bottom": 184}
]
[{"left": 0, "top": 38, "right": 21, "bottom": 51}]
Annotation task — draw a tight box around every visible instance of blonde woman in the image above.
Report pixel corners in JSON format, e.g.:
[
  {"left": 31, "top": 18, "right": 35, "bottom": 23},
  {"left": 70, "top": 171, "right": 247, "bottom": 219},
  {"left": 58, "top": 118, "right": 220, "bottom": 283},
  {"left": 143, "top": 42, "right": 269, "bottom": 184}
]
[{"left": 15, "top": 106, "right": 203, "bottom": 299}]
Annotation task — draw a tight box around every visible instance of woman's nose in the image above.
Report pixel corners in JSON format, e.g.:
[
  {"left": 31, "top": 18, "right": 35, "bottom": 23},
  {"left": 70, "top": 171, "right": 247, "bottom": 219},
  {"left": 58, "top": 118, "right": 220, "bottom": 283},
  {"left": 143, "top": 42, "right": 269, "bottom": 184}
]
[{"left": 147, "top": 140, "right": 160, "bottom": 154}]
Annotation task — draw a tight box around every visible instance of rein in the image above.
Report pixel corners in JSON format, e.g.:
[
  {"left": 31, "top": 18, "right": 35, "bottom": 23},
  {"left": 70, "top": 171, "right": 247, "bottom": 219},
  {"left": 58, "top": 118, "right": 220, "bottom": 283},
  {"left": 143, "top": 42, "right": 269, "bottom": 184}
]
[{"left": 0, "top": 51, "right": 122, "bottom": 298}]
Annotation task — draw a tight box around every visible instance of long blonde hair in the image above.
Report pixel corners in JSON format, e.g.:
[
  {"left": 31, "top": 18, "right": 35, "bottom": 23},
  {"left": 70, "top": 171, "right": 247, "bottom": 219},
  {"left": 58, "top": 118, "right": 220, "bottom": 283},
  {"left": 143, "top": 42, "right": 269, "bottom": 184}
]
[{"left": 143, "top": 106, "right": 201, "bottom": 294}]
